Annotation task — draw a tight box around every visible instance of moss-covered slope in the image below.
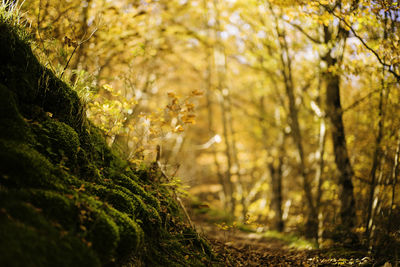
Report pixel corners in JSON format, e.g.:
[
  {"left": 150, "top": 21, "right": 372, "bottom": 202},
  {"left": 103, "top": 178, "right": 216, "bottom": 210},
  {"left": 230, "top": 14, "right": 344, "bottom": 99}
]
[{"left": 0, "top": 15, "right": 211, "bottom": 267}]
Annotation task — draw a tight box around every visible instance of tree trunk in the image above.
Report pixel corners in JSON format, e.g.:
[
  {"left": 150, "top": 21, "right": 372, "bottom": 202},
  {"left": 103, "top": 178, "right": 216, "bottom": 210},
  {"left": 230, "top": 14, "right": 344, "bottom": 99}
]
[
  {"left": 270, "top": 9, "right": 317, "bottom": 237},
  {"left": 203, "top": 0, "right": 227, "bottom": 207},
  {"left": 323, "top": 53, "right": 356, "bottom": 234},
  {"left": 365, "top": 70, "right": 386, "bottom": 245},
  {"left": 213, "top": 0, "right": 235, "bottom": 215},
  {"left": 268, "top": 156, "right": 284, "bottom": 232},
  {"left": 314, "top": 66, "right": 327, "bottom": 247},
  {"left": 389, "top": 129, "right": 400, "bottom": 231},
  {"left": 318, "top": 14, "right": 357, "bottom": 241},
  {"left": 227, "top": 99, "right": 246, "bottom": 220},
  {"left": 260, "top": 96, "right": 285, "bottom": 232}
]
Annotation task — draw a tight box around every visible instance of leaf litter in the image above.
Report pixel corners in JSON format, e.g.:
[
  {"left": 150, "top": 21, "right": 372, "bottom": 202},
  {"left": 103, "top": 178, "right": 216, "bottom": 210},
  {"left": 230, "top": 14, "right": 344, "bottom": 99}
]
[{"left": 195, "top": 222, "right": 374, "bottom": 266}]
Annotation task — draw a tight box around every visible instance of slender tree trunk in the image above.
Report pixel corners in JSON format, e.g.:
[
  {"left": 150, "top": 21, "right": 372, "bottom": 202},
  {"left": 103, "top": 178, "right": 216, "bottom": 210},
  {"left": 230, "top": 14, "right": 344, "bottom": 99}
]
[
  {"left": 368, "top": 155, "right": 386, "bottom": 251},
  {"left": 220, "top": 92, "right": 235, "bottom": 215},
  {"left": 389, "top": 129, "right": 400, "bottom": 230},
  {"left": 315, "top": 118, "right": 327, "bottom": 246},
  {"left": 269, "top": 8, "right": 317, "bottom": 237},
  {"left": 206, "top": 84, "right": 227, "bottom": 208},
  {"left": 268, "top": 153, "right": 284, "bottom": 232},
  {"left": 260, "top": 96, "right": 285, "bottom": 231},
  {"left": 365, "top": 70, "right": 386, "bottom": 245},
  {"left": 225, "top": 92, "right": 247, "bottom": 220},
  {"left": 203, "top": 0, "right": 227, "bottom": 207},
  {"left": 318, "top": 16, "right": 357, "bottom": 241},
  {"left": 314, "top": 65, "right": 327, "bottom": 247},
  {"left": 213, "top": 0, "right": 235, "bottom": 215},
  {"left": 323, "top": 51, "right": 356, "bottom": 235}
]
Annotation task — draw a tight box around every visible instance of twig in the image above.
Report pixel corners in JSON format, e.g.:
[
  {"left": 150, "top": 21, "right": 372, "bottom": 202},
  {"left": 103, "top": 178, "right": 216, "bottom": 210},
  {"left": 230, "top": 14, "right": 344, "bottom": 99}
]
[
  {"left": 283, "top": 19, "right": 322, "bottom": 44},
  {"left": 176, "top": 195, "right": 194, "bottom": 229},
  {"left": 60, "top": 44, "right": 78, "bottom": 79},
  {"left": 343, "top": 88, "right": 380, "bottom": 112},
  {"left": 60, "top": 27, "right": 97, "bottom": 79}
]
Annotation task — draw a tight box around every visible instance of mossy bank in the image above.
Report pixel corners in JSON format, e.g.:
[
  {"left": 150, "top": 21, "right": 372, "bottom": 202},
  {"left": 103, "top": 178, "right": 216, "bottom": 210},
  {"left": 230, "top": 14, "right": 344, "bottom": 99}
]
[{"left": 0, "top": 10, "right": 212, "bottom": 267}]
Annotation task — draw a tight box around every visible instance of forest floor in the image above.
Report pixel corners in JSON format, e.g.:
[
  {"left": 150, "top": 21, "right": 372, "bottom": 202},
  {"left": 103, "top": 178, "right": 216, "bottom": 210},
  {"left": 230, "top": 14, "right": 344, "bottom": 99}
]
[{"left": 192, "top": 218, "right": 374, "bottom": 266}]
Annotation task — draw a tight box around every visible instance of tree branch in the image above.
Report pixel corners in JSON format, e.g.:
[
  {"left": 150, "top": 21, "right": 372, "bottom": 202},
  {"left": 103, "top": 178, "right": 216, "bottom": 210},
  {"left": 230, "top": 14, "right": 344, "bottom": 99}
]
[
  {"left": 283, "top": 19, "right": 322, "bottom": 44},
  {"left": 343, "top": 88, "right": 380, "bottom": 113},
  {"left": 319, "top": 2, "right": 400, "bottom": 81}
]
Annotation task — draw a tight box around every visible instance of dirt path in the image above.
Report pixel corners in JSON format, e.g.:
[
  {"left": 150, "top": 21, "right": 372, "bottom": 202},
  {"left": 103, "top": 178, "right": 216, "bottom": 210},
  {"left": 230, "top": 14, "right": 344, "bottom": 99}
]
[{"left": 194, "top": 222, "right": 373, "bottom": 266}]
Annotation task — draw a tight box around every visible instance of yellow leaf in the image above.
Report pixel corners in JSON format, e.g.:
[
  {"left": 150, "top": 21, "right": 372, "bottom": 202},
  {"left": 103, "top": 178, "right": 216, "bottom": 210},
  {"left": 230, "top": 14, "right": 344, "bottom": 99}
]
[
  {"left": 182, "top": 114, "right": 196, "bottom": 124},
  {"left": 191, "top": 90, "right": 203, "bottom": 96},
  {"left": 103, "top": 84, "right": 114, "bottom": 92},
  {"left": 174, "top": 125, "right": 184, "bottom": 132},
  {"left": 185, "top": 102, "right": 195, "bottom": 112}
]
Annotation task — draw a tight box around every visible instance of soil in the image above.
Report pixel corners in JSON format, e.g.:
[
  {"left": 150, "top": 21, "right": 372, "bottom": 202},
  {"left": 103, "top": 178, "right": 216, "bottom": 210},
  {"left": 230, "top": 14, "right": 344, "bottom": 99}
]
[{"left": 194, "top": 221, "right": 374, "bottom": 267}]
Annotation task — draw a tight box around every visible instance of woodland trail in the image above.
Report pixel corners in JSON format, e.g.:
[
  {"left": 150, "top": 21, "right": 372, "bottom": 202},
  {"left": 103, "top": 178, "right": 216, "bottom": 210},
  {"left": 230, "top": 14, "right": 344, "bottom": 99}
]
[{"left": 193, "top": 221, "right": 374, "bottom": 267}]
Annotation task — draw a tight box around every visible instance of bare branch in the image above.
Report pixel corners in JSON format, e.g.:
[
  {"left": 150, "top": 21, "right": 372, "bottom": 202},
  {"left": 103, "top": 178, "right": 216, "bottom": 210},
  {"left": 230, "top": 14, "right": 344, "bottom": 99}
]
[
  {"left": 343, "top": 88, "right": 380, "bottom": 113},
  {"left": 283, "top": 19, "right": 322, "bottom": 44}
]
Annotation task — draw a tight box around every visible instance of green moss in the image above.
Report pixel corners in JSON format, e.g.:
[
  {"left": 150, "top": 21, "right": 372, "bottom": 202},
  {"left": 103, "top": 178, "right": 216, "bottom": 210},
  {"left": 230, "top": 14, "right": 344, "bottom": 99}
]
[
  {"left": 158, "top": 185, "right": 181, "bottom": 217},
  {"left": 0, "top": 140, "right": 57, "bottom": 189},
  {"left": 0, "top": 84, "right": 33, "bottom": 142},
  {"left": 27, "top": 189, "right": 78, "bottom": 229},
  {"left": 86, "top": 181, "right": 163, "bottom": 230},
  {"left": 0, "top": 22, "right": 40, "bottom": 104},
  {"left": 108, "top": 208, "right": 143, "bottom": 259},
  {"left": 143, "top": 229, "right": 211, "bottom": 267},
  {"left": 85, "top": 208, "right": 120, "bottom": 263},
  {"left": 0, "top": 194, "right": 100, "bottom": 267},
  {"left": 80, "top": 124, "right": 113, "bottom": 165},
  {"left": 36, "top": 68, "right": 85, "bottom": 129},
  {"left": 131, "top": 194, "right": 162, "bottom": 229},
  {"left": 86, "top": 184, "right": 135, "bottom": 215},
  {"left": 112, "top": 173, "right": 161, "bottom": 210},
  {"left": 76, "top": 148, "right": 102, "bottom": 181},
  {"left": 31, "top": 119, "right": 80, "bottom": 168}
]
